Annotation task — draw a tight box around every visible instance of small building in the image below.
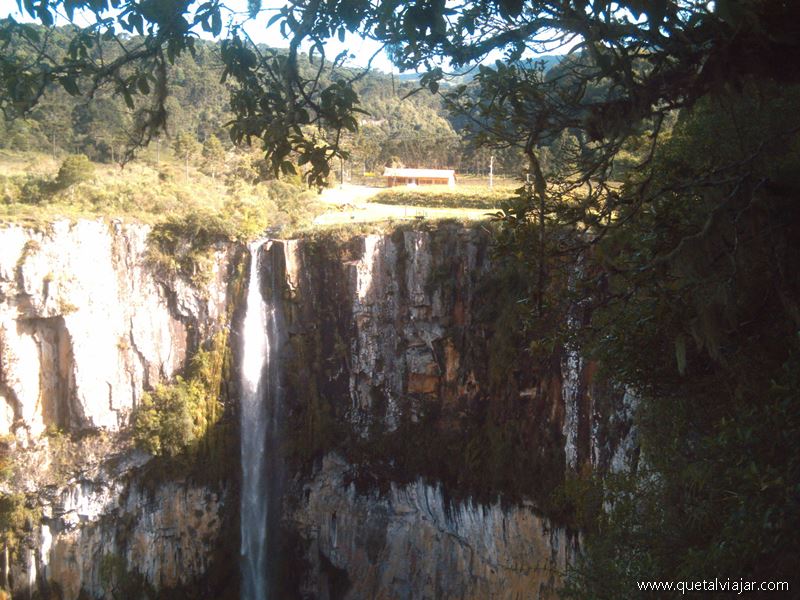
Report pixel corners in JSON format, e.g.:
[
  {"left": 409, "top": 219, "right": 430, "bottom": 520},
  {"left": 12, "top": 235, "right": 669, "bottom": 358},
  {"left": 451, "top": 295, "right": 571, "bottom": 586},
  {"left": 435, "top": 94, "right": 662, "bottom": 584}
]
[{"left": 383, "top": 167, "right": 456, "bottom": 187}]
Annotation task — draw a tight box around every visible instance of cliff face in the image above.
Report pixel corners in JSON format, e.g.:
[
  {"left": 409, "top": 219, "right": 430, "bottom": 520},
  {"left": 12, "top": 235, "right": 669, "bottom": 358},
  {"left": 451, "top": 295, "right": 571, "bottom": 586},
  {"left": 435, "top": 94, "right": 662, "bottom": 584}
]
[
  {"left": 0, "top": 219, "right": 231, "bottom": 438},
  {"left": 0, "top": 220, "right": 239, "bottom": 599},
  {"left": 294, "top": 454, "right": 577, "bottom": 600},
  {"left": 268, "top": 225, "right": 637, "bottom": 599},
  {"left": 0, "top": 219, "right": 636, "bottom": 600},
  {"left": 25, "top": 440, "right": 228, "bottom": 600}
]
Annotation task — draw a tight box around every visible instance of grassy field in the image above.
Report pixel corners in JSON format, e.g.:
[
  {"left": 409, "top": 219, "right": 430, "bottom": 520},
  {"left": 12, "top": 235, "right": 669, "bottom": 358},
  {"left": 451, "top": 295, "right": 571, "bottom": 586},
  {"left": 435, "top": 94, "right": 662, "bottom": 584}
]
[
  {"left": 0, "top": 151, "right": 519, "bottom": 241},
  {"left": 0, "top": 150, "right": 322, "bottom": 237},
  {"left": 368, "top": 180, "right": 519, "bottom": 210},
  {"left": 294, "top": 216, "right": 499, "bottom": 245}
]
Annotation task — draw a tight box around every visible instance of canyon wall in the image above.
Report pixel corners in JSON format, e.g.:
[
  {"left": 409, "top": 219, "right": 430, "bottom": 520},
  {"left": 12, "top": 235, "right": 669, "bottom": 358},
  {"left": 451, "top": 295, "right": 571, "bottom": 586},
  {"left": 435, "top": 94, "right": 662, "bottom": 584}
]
[
  {"left": 0, "top": 219, "right": 233, "bottom": 438},
  {"left": 0, "top": 219, "right": 637, "bottom": 599},
  {"left": 0, "top": 220, "right": 239, "bottom": 599},
  {"left": 269, "top": 225, "right": 638, "bottom": 599},
  {"left": 293, "top": 454, "right": 577, "bottom": 600}
]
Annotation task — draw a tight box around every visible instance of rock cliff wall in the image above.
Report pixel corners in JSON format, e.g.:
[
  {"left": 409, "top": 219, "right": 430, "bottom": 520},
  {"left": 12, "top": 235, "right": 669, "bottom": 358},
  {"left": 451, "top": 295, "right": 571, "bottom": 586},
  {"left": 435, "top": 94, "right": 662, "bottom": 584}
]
[
  {"left": 267, "top": 224, "right": 638, "bottom": 599},
  {"left": 0, "top": 219, "right": 232, "bottom": 438},
  {"left": 294, "top": 454, "right": 578, "bottom": 600},
  {"left": 16, "top": 438, "right": 230, "bottom": 600},
  {"left": 0, "top": 219, "right": 637, "bottom": 600},
  {"left": 0, "top": 220, "right": 240, "bottom": 599}
]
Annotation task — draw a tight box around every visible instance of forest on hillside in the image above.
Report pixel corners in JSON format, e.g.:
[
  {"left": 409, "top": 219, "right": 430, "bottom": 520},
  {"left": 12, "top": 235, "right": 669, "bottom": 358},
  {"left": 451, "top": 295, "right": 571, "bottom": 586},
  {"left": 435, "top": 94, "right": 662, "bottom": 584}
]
[{"left": 0, "top": 26, "right": 534, "bottom": 179}]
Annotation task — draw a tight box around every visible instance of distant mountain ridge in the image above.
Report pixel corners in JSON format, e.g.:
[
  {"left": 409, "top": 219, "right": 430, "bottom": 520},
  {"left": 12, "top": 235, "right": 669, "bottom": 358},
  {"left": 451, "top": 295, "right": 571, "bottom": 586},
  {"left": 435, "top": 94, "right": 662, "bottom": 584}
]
[{"left": 397, "top": 54, "right": 563, "bottom": 84}]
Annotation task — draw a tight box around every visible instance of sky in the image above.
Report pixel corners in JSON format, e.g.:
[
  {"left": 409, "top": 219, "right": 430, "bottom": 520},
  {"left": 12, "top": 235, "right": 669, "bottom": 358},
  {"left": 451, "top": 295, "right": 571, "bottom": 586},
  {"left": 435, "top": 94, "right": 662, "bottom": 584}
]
[
  {"left": 0, "top": 0, "right": 398, "bottom": 73},
  {"left": 0, "top": 0, "right": 579, "bottom": 77},
  {"left": 223, "top": 0, "right": 397, "bottom": 72}
]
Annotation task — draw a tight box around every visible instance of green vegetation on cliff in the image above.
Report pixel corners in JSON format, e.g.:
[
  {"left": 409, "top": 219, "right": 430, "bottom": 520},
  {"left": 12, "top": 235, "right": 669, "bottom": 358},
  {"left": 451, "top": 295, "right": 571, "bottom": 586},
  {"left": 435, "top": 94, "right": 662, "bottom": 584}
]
[
  {"left": 133, "top": 254, "right": 247, "bottom": 477},
  {"left": 133, "top": 376, "right": 206, "bottom": 457},
  {"left": 133, "top": 321, "right": 238, "bottom": 468}
]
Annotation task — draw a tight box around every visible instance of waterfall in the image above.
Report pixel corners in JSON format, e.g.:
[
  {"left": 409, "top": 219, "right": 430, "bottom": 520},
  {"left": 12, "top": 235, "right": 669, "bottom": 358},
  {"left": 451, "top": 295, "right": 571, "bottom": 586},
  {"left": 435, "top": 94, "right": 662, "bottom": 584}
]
[{"left": 240, "top": 239, "right": 270, "bottom": 600}]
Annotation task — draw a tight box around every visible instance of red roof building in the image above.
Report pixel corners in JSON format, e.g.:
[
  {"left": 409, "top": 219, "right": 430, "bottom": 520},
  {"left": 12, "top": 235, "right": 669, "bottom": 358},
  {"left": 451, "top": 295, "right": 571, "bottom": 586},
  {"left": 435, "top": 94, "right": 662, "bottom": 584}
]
[{"left": 383, "top": 168, "right": 456, "bottom": 187}]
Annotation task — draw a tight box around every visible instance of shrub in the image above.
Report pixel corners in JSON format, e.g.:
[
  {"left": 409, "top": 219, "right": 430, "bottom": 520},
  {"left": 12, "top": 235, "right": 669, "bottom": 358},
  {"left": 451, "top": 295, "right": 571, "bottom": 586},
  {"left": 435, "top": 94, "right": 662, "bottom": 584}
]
[
  {"left": 146, "top": 211, "right": 237, "bottom": 282},
  {"left": 0, "top": 493, "right": 38, "bottom": 546},
  {"left": 56, "top": 154, "right": 94, "bottom": 189},
  {"left": 0, "top": 174, "right": 51, "bottom": 205},
  {"left": 0, "top": 175, "right": 20, "bottom": 204},
  {"left": 132, "top": 378, "right": 200, "bottom": 457},
  {"left": 132, "top": 337, "right": 227, "bottom": 457},
  {"left": 0, "top": 436, "right": 13, "bottom": 483}
]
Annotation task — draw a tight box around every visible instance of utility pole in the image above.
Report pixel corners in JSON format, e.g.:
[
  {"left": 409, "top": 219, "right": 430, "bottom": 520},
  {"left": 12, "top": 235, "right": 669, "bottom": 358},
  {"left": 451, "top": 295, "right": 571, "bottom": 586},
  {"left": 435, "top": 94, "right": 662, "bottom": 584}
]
[
  {"left": 51, "top": 131, "right": 56, "bottom": 161},
  {"left": 489, "top": 154, "right": 494, "bottom": 189}
]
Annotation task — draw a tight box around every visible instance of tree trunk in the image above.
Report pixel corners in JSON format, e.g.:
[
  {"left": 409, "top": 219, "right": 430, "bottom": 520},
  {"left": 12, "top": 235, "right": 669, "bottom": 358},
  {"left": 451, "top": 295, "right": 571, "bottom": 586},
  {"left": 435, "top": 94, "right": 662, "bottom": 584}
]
[{"left": 524, "top": 139, "right": 548, "bottom": 316}]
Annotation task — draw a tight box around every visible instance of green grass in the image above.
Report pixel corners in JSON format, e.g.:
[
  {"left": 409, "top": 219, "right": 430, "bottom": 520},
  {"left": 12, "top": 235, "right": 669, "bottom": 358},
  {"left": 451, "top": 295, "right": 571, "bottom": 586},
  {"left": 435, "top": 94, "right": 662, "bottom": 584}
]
[
  {"left": 0, "top": 151, "right": 514, "bottom": 245},
  {"left": 369, "top": 182, "right": 518, "bottom": 209},
  {"left": 0, "top": 150, "right": 323, "bottom": 237}
]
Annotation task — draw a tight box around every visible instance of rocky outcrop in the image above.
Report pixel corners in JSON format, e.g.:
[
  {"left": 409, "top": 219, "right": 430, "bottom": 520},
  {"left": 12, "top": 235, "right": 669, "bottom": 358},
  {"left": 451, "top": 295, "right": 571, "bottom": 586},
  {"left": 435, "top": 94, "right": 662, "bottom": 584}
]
[
  {"left": 0, "top": 220, "right": 240, "bottom": 600},
  {"left": 280, "top": 226, "right": 635, "bottom": 476},
  {"left": 9, "top": 435, "right": 230, "bottom": 600},
  {"left": 281, "top": 227, "right": 498, "bottom": 438},
  {"left": 294, "top": 454, "right": 578, "bottom": 600},
  {"left": 44, "top": 478, "right": 227, "bottom": 599},
  {"left": 0, "top": 219, "right": 233, "bottom": 440}
]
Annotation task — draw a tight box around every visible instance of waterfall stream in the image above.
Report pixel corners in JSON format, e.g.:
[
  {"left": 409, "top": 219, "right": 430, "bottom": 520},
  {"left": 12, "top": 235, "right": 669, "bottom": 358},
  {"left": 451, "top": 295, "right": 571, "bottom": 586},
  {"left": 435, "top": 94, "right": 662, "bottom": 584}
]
[{"left": 240, "top": 240, "right": 270, "bottom": 600}]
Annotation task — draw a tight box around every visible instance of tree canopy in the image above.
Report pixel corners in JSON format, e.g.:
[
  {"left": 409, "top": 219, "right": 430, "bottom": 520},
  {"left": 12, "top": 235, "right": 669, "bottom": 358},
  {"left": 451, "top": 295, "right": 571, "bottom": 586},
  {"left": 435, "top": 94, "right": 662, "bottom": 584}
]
[{"left": 2, "top": 1, "right": 799, "bottom": 186}]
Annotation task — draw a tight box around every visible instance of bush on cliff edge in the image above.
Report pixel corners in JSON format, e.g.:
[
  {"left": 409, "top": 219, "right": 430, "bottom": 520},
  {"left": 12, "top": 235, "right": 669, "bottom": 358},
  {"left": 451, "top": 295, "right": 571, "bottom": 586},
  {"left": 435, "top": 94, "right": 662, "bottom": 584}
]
[{"left": 132, "top": 334, "right": 227, "bottom": 458}]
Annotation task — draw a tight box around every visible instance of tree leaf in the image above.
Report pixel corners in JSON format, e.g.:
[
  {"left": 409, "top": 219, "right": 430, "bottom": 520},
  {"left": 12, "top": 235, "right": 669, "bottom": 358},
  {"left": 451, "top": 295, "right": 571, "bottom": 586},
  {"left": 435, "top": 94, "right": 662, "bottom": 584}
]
[
  {"left": 60, "top": 76, "right": 80, "bottom": 96},
  {"left": 211, "top": 10, "right": 222, "bottom": 37}
]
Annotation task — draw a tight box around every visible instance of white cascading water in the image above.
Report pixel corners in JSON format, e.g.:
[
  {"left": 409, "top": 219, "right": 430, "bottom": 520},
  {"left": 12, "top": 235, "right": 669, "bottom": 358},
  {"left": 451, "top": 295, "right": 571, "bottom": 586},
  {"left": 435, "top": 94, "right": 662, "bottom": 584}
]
[{"left": 240, "top": 240, "right": 270, "bottom": 600}]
